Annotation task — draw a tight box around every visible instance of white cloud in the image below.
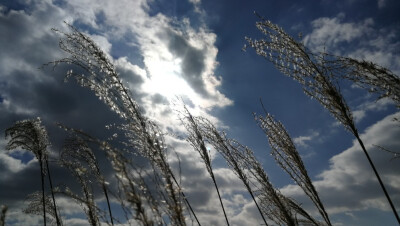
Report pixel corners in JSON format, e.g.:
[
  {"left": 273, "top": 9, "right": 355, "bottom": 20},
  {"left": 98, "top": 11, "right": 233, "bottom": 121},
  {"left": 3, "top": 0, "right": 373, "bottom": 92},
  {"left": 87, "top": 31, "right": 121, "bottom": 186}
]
[
  {"left": 352, "top": 110, "right": 367, "bottom": 123},
  {"left": 189, "top": 0, "right": 201, "bottom": 4},
  {"left": 56, "top": 0, "right": 233, "bottom": 138},
  {"left": 352, "top": 98, "right": 394, "bottom": 122},
  {"left": 304, "top": 13, "right": 374, "bottom": 53},
  {"left": 293, "top": 131, "right": 319, "bottom": 147},
  {"left": 281, "top": 112, "right": 400, "bottom": 217},
  {"left": 304, "top": 13, "right": 400, "bottom": 74},
  {"left": 64, "top": 0, "right": 231, "bottom": 105},
  {"left": 5, "top": 209, "right": 43, "bottom": 225},
  {"left": 0, "top": 139, "right": 37, "bottom": 177},
  {"left": 63, "top": 218, "right": 93, "bottom": 226},
  {"left": 230, "top": 201, "right": 266, "bottom": 225}
]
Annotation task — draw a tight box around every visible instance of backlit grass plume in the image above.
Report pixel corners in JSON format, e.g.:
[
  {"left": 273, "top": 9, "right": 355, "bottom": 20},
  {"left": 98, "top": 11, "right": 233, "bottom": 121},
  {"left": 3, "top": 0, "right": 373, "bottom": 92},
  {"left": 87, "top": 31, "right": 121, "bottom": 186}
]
[
  {"left": 180, "top": 106, "right": 230, "bottom": 226},
  {"left": 58, "top": 125, "right": 165, "bottom": 226},
  {"left": 58, "top": 123, "right": 190, "bottom": 226},
  {"left": 245, "top": 15, "right": 399, "bottom": 223},
  {"left": 187, "top": 116, "right": 269, "bottom": 225},
  {"left": 327, "top": 55, "right": 400, "bottom": 107},
  {"left": 239, "top": 143, "right": 320, "bottom": 226},
  {"left": 61, "top": 135, "right": 114, "bottom": 225},
  {"left": 59, "top": 149, "right": 100, "bottom": 226},
  {"left": 185, "top": 114, "right": 320, "bottom": 225},
  {"left": 48, "top": 22, "right": 199, "bottom": 225},
  {"left": 256, "top": 112, "right": 331, "bottom": 226},
  {"left": 23, "top": 192, "right": 63, "bottom": 226},
  {"left": 5, "top": 118, "right": 61, "bottom": 226}
]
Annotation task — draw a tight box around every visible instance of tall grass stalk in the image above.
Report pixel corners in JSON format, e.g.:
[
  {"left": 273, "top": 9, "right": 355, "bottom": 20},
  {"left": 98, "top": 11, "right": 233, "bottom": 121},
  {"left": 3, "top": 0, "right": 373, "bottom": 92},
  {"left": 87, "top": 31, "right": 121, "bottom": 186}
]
[
  {"left": 61, "top": 135, "right": 114, "bottom": 225},
  {"left": 58, "top": 124, "right": 183, "bottom": 226},
  {"left": 239, "top": 143, "right": 320, "bottom": 226},
  {"left": 256, "top": 111, "right": 331, "bottom": 226},
  {"left": 245, "top": 15, "right": 399, "bottom": 223},
  {"left": 59, "top": 148, "right": 100, "bottom": 226},
  {"left": 186, "top": 115, "right": 269, "bottom": 225},
  {"left": 5, "top": 118, "right": 61, "bottom": 226},
  {"left": 45, "top": 157, "right": 62, "bottom": 226},
  {"left": 181, "top": 106, "right": 230, "bottom": 226},
  {"left": 23, "top": 192, "right": 62, "bottom": 225}
]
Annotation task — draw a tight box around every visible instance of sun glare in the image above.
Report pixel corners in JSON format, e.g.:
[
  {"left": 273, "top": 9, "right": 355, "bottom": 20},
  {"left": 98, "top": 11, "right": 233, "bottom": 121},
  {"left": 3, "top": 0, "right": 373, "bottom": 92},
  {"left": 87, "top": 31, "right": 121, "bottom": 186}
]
[{"left": 144, "top": 57, "right": 198, "bottom": 101}]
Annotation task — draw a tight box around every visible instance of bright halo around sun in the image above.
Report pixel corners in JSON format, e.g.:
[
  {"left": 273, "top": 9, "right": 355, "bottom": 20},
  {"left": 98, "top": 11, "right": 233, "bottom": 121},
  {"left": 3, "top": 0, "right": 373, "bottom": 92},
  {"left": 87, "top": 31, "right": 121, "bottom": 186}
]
[{"left": 143, "top": 56, "right": 198, "bottom": 102}]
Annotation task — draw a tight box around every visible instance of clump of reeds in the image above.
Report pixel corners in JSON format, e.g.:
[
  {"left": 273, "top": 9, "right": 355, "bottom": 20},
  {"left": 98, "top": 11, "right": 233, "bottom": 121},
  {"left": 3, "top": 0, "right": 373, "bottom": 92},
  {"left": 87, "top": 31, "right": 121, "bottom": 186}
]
[
  {"left": 59, "top": 147, "right": 100, "bottom": 226},
  {"left": 244, "top": 14, "right": 400, "bottom": 223},
  {"left": 5, "top": 118, "right": 61, "bottom": 226},
  {"left": 47, "top": 22, "right": 199, "bottom": 225},
  {"left": 58, "top": 124, "right": 165, "bottom": 226},
  {"left": 181, "top": 109, "right": 322, "bottom": 225},
  {"left": 238, "top": 141, "right": 320, "bottom": 226},
  {"left": 60, "top": 133, "right": 114, "bottom": 225},
  {"left": 180, "top": 106, "right": 230, "bottom": 225},
  {"left": 188, "top": 115, "right": 268, "bottom": 225},
  {"left": 255, "top": 111, "right": 331, "bottom": 225},
  {"left": 23, "top": 192, "right": 63, "bottom": 226}
]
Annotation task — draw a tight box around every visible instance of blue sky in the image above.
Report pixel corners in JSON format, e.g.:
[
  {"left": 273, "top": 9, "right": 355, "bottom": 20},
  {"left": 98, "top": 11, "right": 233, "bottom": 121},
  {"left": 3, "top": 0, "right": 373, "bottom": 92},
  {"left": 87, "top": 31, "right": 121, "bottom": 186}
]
[{"left": 0, "top": 0, "right": 399, "bottom": 225}]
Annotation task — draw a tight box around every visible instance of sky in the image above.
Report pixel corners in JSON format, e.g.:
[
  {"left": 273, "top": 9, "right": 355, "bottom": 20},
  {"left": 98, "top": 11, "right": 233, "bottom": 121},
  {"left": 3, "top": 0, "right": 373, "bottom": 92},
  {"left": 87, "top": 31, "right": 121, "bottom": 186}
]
[{"left": 0, "top": 0, "right": 399, "bottom": 225}]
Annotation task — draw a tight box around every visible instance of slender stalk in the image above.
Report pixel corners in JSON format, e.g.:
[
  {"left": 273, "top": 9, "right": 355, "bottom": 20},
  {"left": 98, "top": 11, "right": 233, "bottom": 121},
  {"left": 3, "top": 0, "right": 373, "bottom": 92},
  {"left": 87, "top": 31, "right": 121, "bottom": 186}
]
[
  {"left": 46, "top": 159, "right": 61, "bottom": 226},
  {"left": 168, "top": 168, "right": 201, "bottom": 226},
  {"left": 195, "top": 117, "right": 269, "bottom": 225},
  {"left": 248, "top": 191, "right": 269, "bottom": 226},
  {"left": 352, "top": 128, "right": 400, "bottom": 224},
  {"left": 39, "top": 161, "right": 47, "bottom": 226},
  {"left": 256, "top": 111, "right": 331, "bottom": 226},
  {"left": 101, "top": 181, "right": 114, "bottom": 225},
  {"left": 181, "top": 107, "right": 229, "bottom": 225},
  {"left": 5, "top": 118, "right": 52, "bottom": 225},
  {"left": 211, "top": 174, "right": 230, "bottom": 226}
]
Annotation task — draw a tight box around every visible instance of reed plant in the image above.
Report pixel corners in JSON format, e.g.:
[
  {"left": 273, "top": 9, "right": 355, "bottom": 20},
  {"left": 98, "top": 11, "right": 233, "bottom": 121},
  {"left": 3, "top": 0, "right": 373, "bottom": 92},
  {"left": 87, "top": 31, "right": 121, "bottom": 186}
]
[
  {"left": 60, "top": 134, "right": 115, "bottom": 225},
  {"left": 255, "top": 109, "right": 330, "bottom": 225},
  {"left": 244, "top": 14, "right": 399, "bottom": 223},
  {"left": 23, "top": 192, "right": 62, "bottom": 226},
  {"left": 5, "top": 118, "right": 62, "bottom": 226},
  {"left": 58, "top": 149, "right": 100, "bottom": 226},
  {"left": 47, "top": 22, "right": 199, "bottom": 226},
  {"left": 180, "top": 106, "right": 230, "bottom": 225},
  {"left": 187, "top": 115, "right": 268, "bottom": 225}
]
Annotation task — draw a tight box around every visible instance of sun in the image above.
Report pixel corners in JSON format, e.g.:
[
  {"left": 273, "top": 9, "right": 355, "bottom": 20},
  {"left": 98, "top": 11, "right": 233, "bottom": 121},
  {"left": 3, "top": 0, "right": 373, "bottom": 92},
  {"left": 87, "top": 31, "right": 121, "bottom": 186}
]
[{"left": 143, "top": 57, "right": 198, "bottom": 101}]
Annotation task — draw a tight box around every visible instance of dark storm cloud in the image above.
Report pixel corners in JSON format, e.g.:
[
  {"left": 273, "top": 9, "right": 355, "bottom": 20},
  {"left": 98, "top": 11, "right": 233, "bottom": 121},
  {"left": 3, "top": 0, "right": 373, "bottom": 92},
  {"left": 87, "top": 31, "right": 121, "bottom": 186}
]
[
  {"left": 0, "top": 1, "right": 124, "bottom": 215},
  {"left": 0, "top": 161, "right": 44, "bottom": 206},
  {"left": 163, "top": 28, "right": 210, "bottom": 97},
  {"left": 0, "top": 2, "right": 66, "bottom": 67},
  {"left": 0, "top": 0, "right": 125, "bottom": 131}
]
